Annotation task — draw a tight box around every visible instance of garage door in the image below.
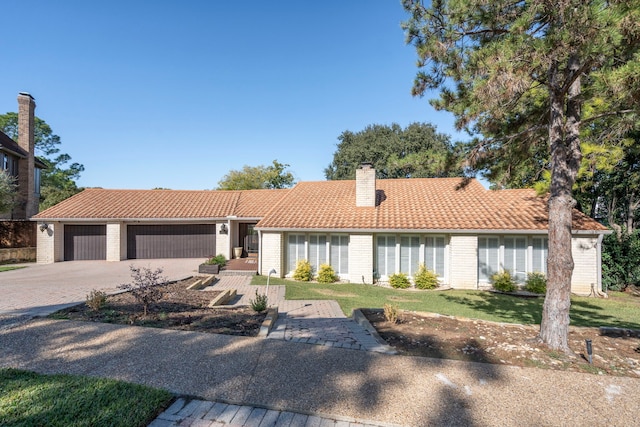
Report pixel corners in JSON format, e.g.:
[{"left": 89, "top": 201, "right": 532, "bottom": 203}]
[
  {"left": 127, "top": 224, "right": 216, "bottom": 259},
  {"left": 64, "top": 225, "right": 107, "bottom": 261}
]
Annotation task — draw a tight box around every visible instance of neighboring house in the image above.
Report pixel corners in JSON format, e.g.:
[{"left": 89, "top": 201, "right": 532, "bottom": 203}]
[
  {"left": 33, "top": 164, "right": 609, "bottom": 295},
  {"left": 0, "top": 92, "right": 45, "bottom": 219}
]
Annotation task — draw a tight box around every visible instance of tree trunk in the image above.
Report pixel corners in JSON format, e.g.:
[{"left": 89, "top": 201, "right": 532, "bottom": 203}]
[{"left": 539, "top": 57, "right": 582, "bottom": 352}]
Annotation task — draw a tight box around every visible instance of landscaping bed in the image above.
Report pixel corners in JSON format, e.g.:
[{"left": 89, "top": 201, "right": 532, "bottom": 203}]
[
  {"left": 363, "top": 308, "right": 640, "bottom": 377},
  {"left": 52, "top": 277, "right": 266, "bottom": 336}
]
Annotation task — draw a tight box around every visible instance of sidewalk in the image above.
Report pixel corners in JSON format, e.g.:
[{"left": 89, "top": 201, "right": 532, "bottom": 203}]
[{"left": 1, "top": 318, "right": 638, "bottom": 426}]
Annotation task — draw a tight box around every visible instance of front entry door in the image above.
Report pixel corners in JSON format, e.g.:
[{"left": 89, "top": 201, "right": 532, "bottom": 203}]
[{"left": 239, "top": 223, "right": 258, "bottom": 256}]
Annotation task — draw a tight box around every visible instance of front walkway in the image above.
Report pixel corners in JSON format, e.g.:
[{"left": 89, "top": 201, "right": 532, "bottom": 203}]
[
  {"left": 151, "top": 397, "right": 393, "bottom": 427},
  {"left": 207, "top": 276, "right": 390, "bottom": 353}
]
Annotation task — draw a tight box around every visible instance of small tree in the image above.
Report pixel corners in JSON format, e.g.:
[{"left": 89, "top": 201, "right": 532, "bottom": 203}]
[
  {"left": 0, "top": 170, "right": 17, "bottom": 213},
  {"left": 118, "top": 265, "right": 167, "bottom": 317}
]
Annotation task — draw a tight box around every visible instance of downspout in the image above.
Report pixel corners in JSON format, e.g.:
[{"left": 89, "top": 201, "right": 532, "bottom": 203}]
[
  {"left": 257, "top": 229, "right": 262, "bottom": 275},
  {"left": 597, "top": 233, "right": 605, "bottom": 296}
]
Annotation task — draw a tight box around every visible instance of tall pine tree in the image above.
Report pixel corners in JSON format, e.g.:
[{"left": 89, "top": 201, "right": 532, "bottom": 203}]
[{"left": 402, "top": 0, "right": 640, "bottom": 350}]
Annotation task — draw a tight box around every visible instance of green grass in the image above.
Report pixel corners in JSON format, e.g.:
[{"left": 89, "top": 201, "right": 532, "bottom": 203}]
[
  {"left": 0, "top": 266, "right": 26, "bottom": 272},
  {"left": 0, "top": 368, "right": 173, "bottom": 427},
  {"left": 250, "top": 276, "right": 640, "bottom": 329}
]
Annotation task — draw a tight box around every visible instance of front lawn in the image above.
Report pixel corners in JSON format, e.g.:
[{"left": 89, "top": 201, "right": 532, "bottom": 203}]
[
  {"left": 0, "top": 368, "right": 172, "bottom": 427},
  {"left": 250, "top": 276, "right": 640, "bottom": 329},
  {"left": 0, "top": 265, "right": 26, "bottom": 272}
]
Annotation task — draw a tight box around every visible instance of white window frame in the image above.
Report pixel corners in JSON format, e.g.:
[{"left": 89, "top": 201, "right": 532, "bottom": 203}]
[
  {"left": 424, "top": 235, "right": 447, "bottom": 281},
  {"left": 287, "top": 233, "right": 350, "bottom": 278},
  {"left": 503, "top": 236, "right": 528, "bottom": 283},
  {"left": 478, "top": 236, "right": 500, "bottom": 283},
  {"left": 330, "top": 234, "right": 349, "bottom": 277},
  {"left": 531, "top": 236, "right": 549, "bottom": 276}
]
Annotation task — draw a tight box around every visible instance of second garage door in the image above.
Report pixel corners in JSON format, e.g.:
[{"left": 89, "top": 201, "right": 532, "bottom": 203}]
[{"left": 127, "top": 224, "right": 216, "bottom": 259}]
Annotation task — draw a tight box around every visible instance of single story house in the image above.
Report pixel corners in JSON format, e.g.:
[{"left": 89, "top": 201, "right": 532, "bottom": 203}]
[{"left": 33, "top": 164, "right": 609, "bottom": 294}]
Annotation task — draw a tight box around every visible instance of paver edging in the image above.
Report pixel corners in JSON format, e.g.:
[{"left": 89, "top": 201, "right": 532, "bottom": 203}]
[
  {"left": 258, "top": 307, "right": 278, "bottom": 337},
  {"left": 351, "top": 308, "right": 398, "bottom": 355}
]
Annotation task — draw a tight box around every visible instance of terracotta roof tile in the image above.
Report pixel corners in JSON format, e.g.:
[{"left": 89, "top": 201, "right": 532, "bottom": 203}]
[
  {"left": 256, "top": 178, "right": 607, "bottom": 232},
  {"left": 34, "top": 188, "right": 288, "bottom": 220},
  {"left": 33, "top": 179, "right": 607, "bottom": 232}
]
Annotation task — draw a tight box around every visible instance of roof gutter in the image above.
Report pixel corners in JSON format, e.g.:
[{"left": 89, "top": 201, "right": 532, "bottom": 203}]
[{"left": 254, "top": 227, "right": 612, "bottom": 235}]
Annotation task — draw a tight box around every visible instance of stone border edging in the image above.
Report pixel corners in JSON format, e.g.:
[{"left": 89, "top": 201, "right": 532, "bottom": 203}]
[
  {"left": 351, "top": 308, "right": 398, "bottom": 355},
  {"left": 258, "top": 307, "right": 278, "bottom": 337}
]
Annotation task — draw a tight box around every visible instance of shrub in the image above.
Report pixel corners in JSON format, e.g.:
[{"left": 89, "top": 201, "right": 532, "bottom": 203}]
[
  {"left": 316, "top": 264, "right": 338, "bottom": 283},
  {"left": 525, "top": 272, "right": 547, "bottom": 294},
  {"left": 293, "top": 259, "right": 313, "bottom": 281},
  {"left": 414, "top": 264, "right": 439, "bottom": 290},
  {"left": 250, "top": 290, "right": 268, "bottom": 312},
  {"left": 85, "top": 289, "right": 107, "bottom": 311},
  {"left": 118, "top": 265, "right": 167, "bottom": 317},
  {"left": 383, "top": 303, "right": 399, "bottom": 324},
  {"left": 389, "top": 272, "right": 411, "bottom": 289},
  {"left": 205, "top": 254, "right": 227, "bottom": 266},
  {"left": 491, "top": 270, "right": 517, "bottom": 292}
]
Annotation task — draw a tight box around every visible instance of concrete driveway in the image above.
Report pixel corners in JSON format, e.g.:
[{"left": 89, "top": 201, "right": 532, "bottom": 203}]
[{"left": 0, "top": 259, "right": 202, "bottom": 317}]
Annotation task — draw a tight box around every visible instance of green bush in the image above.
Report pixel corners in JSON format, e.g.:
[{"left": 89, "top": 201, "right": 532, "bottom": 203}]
[
  {"left": 85, "top": 289, "right": 107, "bottom": 311},
  {"left": 491, "top": 270, "right": 517, "bottom": 292},
  {"left": 389, "top": 272, "right": 411, "bottom": 289},
  {"left": 414, "top": 264, "right": 439, "bottom": 290},
  {"left": 602, "top": 230, "right": 640, "bottom": 291},
  {"left": 205, "top": 254, "right": 227, "bottom": 266},
  {"left": 250, "top": 290, "right": 268, "bottom": 312},
  {"left": 293, "top": 259, "right": 313, "bottom": 281},
  {"left": 316, "top": 263, "right": 338, "bottom": 283},
  {"left": 525, "top": 272, "right": 547, "bottom": 294}
]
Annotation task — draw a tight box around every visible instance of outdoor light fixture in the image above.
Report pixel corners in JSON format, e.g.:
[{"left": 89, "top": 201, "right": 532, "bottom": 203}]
[
  {"left": 39, "top": 223, "right": 49, "bottom": 232},
  {"left": 219, "top": 224, "right": 228, "bottom": 234},
  {"left": 586, "top": 339, "right": 593, "bottom": 364}
]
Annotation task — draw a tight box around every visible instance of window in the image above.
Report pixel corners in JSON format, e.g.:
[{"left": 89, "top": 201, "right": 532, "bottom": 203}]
[
  {"left": 308, "top": 234, "right": 327, "bottom": 271},
  {"left": 287, "top": 234, "right": 349, "bottom": 276},
  {"left": 478, "top": 237, "right": 499, "bottom": 282},
  {"left": 376, "top": 235, "right": 396, "bottom": 277},
  {"left": 34, "top": 167, "right": 41, "bottom": 195},
  {"left": 425, "top": 236, "right": 446, "bottom": 277},
  {"left": 400, "top": 236, "right": 420, "bottom": 276},
  {"left": 287, "top": 234, "right": 305, "bottom": 272},
  {"left": 532, "top": 237, "right": 548, "bottom": 275},
  {"left": 504, "top": 236, "right": 527, "bottom": 282},
  {"left": 330, "top": 235, "right": 349, "bottom": 275}
]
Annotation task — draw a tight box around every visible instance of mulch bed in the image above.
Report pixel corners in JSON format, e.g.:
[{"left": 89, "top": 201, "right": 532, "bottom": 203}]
[
  {"left": 52, "top": 277, "right": 266, "bottom": 337},
  {"left": 363, "top": 308, "right": 640, "bottom": 377}
]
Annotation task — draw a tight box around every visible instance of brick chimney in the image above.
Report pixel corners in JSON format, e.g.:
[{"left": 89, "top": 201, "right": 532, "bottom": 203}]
[
  {"left": 356, "top": 162, "right": 376, "bottom": 207},
  {"left": 17, "top": 92, "right": 37, "bottom": 218}
]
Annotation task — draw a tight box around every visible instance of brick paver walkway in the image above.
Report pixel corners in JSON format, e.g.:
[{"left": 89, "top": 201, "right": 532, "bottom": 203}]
[
  {"left": 150, "top": 397, "right": 396, "bottom": 427},
  {"left": 207, "top": 276, "right": 391, "bottom": 353}
]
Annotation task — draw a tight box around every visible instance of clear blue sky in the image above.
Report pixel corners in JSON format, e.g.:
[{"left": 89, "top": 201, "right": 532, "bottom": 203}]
[{"left": 1, "top": 0, "right": 466, "bottom": 190}]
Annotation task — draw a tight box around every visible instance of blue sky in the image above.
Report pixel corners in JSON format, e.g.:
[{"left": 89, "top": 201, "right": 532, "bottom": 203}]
[{"left": 1, "top": 0, "right": 466, "bottom": 190}]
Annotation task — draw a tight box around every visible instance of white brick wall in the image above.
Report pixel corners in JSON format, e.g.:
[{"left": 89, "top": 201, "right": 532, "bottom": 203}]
[
  {"left": 349, "top": 234, "right": 373, "bottom": 284},
  {"left": 449, "top": 235, "right": 478, "bottom": 289},
  {"left": 106, "top": 223, "right": 123, "bottom": 261},
  {"left": 36, "top": 221, "right": 63, "bottom": 263},
  {"left": 571, "top": 235, "right": 599, "bottom": 295},
  {"left": 216, "top": 223, "right": 230, "bottom": 259},
  {"left": 260, "top": 232, "right": 283, "bottom": 276}
]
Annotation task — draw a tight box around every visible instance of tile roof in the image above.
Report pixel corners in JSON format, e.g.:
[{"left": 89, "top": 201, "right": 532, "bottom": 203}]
[
  {"left": 33, "top": 188, "right": 289, "bottom": 220},
  {"left": 33, "top": 178, "right": 608, "bottom": 232},
  {"left": 255, "top": 178, "right": 608, "bottom": 232}
]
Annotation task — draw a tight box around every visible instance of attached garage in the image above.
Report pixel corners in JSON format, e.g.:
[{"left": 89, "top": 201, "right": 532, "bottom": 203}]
[
  {"left": 64, "top": 225, "right": 107, "bottom": 261},
  {"left": 127, "top": 224, "right": 216, "bottom": 259}
]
